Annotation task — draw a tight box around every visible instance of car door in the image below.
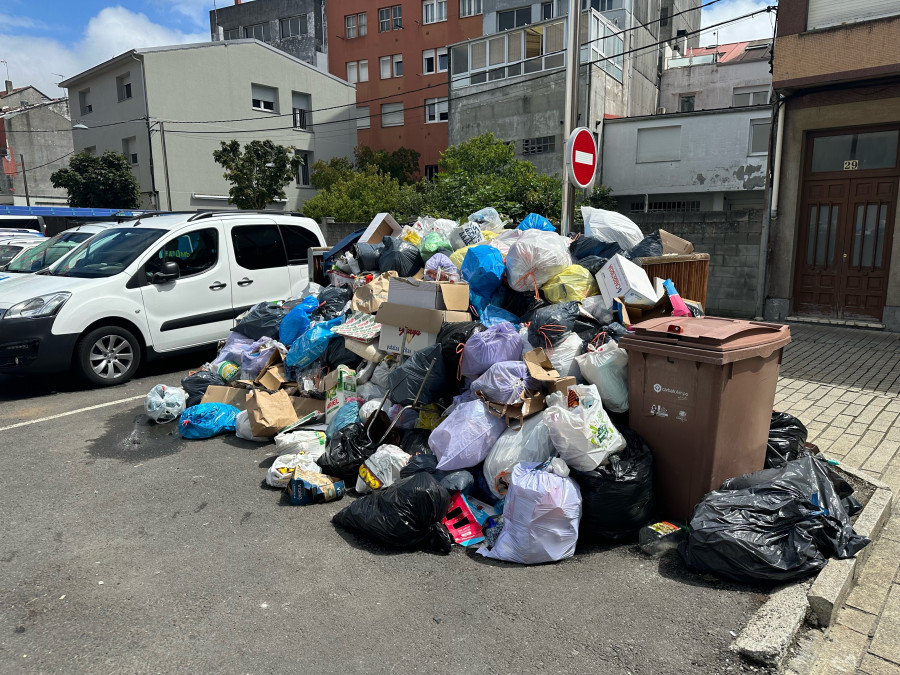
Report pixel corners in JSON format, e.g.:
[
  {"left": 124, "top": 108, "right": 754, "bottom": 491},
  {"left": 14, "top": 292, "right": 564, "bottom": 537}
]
[
  {"left": 226, "top": 220, "right": 293, "bottom": 315},
  {"left": 138, "top": 224, "right": 233, "bottom": 352},
  {"left": 280, "top": 223, "right": 321, "bottom": 294}
]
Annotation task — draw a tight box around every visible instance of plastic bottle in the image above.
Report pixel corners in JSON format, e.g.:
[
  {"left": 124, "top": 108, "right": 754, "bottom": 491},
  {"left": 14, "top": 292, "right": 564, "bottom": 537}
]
[{"left": 638, "top": 520, "right": 688, "bottom": 556}]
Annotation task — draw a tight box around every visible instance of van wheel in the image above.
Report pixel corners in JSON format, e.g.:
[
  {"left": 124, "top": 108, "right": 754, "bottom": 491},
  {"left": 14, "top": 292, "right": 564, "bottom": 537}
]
[{"left": 75, "top": 326, "right": 141, "bottom": 386}]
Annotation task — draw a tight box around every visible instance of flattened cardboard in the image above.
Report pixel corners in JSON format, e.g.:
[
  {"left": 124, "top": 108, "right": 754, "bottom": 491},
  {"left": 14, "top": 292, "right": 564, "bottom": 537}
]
[
  {"left": 523, "top": 348, "right": 575, "bottom": 397},
  {"left": 291, "top": 396, "right": 326, "bottom": 418},
  {"left": 351, "top": 271, "right": 396, "bottom": 314},
  {"left": 377, "top": 302, "right": 471, "bottom": 356},
  {"left": 246, "top": 389, "right": 298, "bottom": 438},
  {"left": 200, "top": 385, "right": 249, "bottom": 411},
  {"left": 616, "top": 294, "right": 701, "bottom": 325},
  {"left": 286, "top": 469, "right": 345, "bottom": 506},
  {"left": 359, "top": 212, "right": 401, "bottom": 245},
  {"left": 257, "top": 363, "right": 288, "bottom": 391},
  {"left": 478, "top": 389, "right": 546, "bottom": 426},
  {"left": 659, "top": 229, "right": 694, "bottom": 255},
  {"left": 387, "top": 277, "right": 470, "bottom": 311}
]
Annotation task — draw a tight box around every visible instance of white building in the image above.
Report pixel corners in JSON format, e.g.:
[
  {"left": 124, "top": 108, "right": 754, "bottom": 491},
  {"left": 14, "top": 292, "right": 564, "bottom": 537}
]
[{"left": 61, "top": 40, "right": 356, "bottom": 211}]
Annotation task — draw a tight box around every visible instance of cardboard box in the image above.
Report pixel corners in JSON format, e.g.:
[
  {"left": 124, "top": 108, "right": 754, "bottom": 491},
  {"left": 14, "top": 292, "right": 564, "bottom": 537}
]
[
  {"left": 351, "top": 271, "right": 397, "bottom": 314},
  {"left": 595, "top": 254, "right": 662, "bottom": 309},
  {"left": 477, "top": 389, "right": 545, "bottom": 427},
  {"left": 291, "top": 396, "right": 326, "bottom": 419},
  {"left": 615, "top": 295, "right": 703, "bottom": 325},
  {"left": 659, "top": 229, "right": 694, "bottom": 255},
  {"left": 320, "top": 365, "right": 359, "bottom": 423},
  {"left": 387, "top": 277, "right": 470, "bottom": 311},
  {"left": 286, "top": 469, "right": 346, "bottom": 506},
  {"left": 200, "top": 385, "right": 249, "bottom": 411},
  {"left": 441, "top": 493, "right": 497, "bottom": 547},
  {"left": 359, "top": 212, "right": 401, "bottom": 245},
  {"left": 522, "top": 348, "right": 576, "bottom": 397},
  {"left": 376, "top": 302, "right": 471, "bottom": 356},
  {"left": 246, "top": 389, "right": 299, "bottom": 438}
]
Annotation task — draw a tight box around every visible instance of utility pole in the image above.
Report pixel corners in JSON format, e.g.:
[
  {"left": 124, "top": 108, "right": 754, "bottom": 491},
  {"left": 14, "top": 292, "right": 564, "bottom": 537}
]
[
  {"left": 159, "top": 121, "right": 172, "bottom": 211},
  {"left": 20, "top": 155, "right": 31, "bottom": 207},
  {"left": 560, "top": 0, "right": 581, "bottom": 236}
]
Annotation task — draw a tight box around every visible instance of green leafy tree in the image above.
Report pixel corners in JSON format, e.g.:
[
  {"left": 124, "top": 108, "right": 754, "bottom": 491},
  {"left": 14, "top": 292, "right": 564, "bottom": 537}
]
[
  {"left": 302, "top": 165, "right": 400, "bottom": 222},
  {"left": 212, "top": 139, "right": 302, "bottom": 210},
  {"left": 50, "top": 151, "right": 141, "bottom": 208},
  {"left": 354, "top": 145, "right": 421, "bottom": 184},
  {"left": 309, "top": 156, "right": 354, "bottom": 190},
  {"left": 581, "top": 184, "right": 618, "bottom": 211}
]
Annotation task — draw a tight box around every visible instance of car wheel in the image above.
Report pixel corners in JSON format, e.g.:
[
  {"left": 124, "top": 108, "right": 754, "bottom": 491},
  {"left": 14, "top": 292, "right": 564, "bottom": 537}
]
[{"left": 75, "top": 326, "right": 142, "bottom": 386}]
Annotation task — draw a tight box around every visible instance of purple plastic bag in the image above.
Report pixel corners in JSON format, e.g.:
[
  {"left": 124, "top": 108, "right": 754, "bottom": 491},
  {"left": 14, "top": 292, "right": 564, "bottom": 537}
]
[
  {"left": 240, "top": 338, "right": 282, "bottom": 380},
  {"left": 429, "top": 400, "right": 508, "bottom": 471},
  {"left": 460, "top": 322, "right": 522, "bottom": 381},
  {"left": 471, "top": 360, "right": 536, "bottom": 405},
  {"left": 212, "top": 331, "right": 255, "bottom": 366},
  {"left": 424, "top": 253, "right": 459, "bottom": 282}
]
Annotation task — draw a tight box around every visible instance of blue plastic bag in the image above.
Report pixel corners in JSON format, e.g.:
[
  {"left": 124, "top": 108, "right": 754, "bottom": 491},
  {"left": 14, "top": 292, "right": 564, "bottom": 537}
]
[
  {"left": 285, "top": 317, "right": 341, "bottom": 368},
  {"left": 178, "top": 403, "right": 240, "bottom": 440},
  {"left": 481, "top": 304, "right": 520, "bottom": 328},
  {"left": 280, "top": 305, "right": 312, "bottom": 345},
  {"left": 461, "top": 246, "right": 505, "bottom": 298},
  {"left": 517, "top": 213, "right": 555, "bottom": 232},
  {"left": 326, "top": 401, "right": 361, "bottom": 441}
]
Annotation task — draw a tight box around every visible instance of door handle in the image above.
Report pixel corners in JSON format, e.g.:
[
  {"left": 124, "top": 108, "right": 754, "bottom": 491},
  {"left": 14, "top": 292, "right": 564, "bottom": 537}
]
[
  {"left": 209, "top": 282, "right": 227, "bottom": 290},
  {"left": 237, "top": 277, "right": 253, "bottom": 287}
]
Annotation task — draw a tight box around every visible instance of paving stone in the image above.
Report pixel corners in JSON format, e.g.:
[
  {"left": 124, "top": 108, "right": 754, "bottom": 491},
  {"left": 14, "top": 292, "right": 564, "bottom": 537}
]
[
  {"left": 843, "top": 443, "right": 875, "bottom": 468},
  {"left": 837, "top": 606, "right": 878, "bottom": 636},
  {"left": 860, "top": 430, "right": 887, "bottom": 448},
  {"left": 844, "top": 404, "right": 866, "bottom": 417},
  {"left": 870, "top": 585, "right": 900, "bottom": 666},
  {"left": 828, "top": 434, "right": 864, "bottom": 456},
  {"left": 881, "top": 513, "right": 900, "bottom": 543},
  {"left": 864, "top": 442, "right": 900, "bottom": 475},
  {"left": 849, "top": 422, "right": 872, "bottom": 436},
  {"left": 809, "top": 624, "right": 869, "bottom": 674},
  {"left": 859, "top": 653, "right": 900, "bottom": 675},
  {"left": 846, "top": 538, "right": 900, "bottom": 615},
  {"left": 817, "top": 426, "right": 845, "bottom": 442}
]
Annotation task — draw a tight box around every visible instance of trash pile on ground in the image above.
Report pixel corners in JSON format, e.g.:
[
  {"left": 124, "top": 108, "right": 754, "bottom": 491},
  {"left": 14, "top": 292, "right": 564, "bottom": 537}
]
[{"left": 146, "top": 207, "right": 869, "bottom": 577}]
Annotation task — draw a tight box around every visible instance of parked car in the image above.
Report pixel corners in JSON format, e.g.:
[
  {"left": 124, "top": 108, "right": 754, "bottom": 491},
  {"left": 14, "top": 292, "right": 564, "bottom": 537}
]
[
  {"left": 0, "top": 214, "right": 47, "bottom": 235},
  {"left": 0, "top": 212, "right": 325, "bottom": 386},
  {"left": 0, "top": 238, "right": 46, "bottom": 270},
  {"left": 0, "top": 223, "right": 116, "bottom": 282}
]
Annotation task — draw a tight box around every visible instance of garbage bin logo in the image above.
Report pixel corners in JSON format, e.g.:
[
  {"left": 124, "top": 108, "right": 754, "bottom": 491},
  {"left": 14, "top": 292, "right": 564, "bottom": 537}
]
[{"left": 653, "top": 383, "right": 662, "bottom": 393}]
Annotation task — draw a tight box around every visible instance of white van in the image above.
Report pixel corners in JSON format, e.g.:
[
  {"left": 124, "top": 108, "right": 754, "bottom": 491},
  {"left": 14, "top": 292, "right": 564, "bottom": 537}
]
[
  {"left": 0, "top": 223, "right": 116, "bottom": 283},
  {"left": 0, "top": 212, "right": 325, "bottom": 386}
]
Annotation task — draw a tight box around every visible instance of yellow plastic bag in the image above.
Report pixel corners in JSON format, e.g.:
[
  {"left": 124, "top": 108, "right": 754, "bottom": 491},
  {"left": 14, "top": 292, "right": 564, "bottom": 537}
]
[
  {"left": 541, "top": 265, "right": 599, "bottom": 303},
  {"left": 400, "top": 227, "right": 422, "bottom": 247},
  {"left": 449, "top": 245, "right": 472, "bottom": 270},
  {"left": 481, "top": 230, "right": 498, "bottom": 241},
  {"left": 415, "top": 404, "right": 443, "bottom": 431}
]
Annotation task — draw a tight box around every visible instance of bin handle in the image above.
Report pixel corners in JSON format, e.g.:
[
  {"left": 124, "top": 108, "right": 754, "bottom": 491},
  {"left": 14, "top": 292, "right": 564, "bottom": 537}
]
[{"left": 667, "top": 324, "right": 683, "bottom": 334}]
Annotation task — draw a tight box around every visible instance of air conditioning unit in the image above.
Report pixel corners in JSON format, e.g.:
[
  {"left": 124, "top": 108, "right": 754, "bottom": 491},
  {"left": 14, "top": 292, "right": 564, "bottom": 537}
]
[{"left": 656, "top": 106, "right": 666, "bottom": 114}]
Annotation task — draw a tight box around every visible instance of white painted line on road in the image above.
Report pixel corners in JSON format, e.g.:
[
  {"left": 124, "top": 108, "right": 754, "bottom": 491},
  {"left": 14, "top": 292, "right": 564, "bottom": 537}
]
[
  {"left": 574, "top": 150, "right": 593, "bottom": 165},
  {"left": 0, "top": 394, "right": 145, "bottom": 433}
]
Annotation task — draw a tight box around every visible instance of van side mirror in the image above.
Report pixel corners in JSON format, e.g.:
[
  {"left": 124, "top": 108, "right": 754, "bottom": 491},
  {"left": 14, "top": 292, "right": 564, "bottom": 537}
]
[{"left": 151, "top": 260, "right": 180, "bottom": 284}]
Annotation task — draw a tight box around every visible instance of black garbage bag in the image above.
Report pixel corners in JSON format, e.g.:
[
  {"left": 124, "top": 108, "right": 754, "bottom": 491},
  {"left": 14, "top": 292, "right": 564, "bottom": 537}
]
[
  {"left": 311, "top": 285, "right": 353, "bottom": 321},
  {"left": 332, "top": 472, "right": 453, "bottom": 554},
  {"left": 379, "top": 236, "right": 424, "bottom": 277},
  {"left": 400, "top": 452, "right": 438, "bottom": 476},
  {"left": 322, "top": 337, "right": 364, "bottom": 372},
  {"left": 401, "top": 428, "right": 433, "bottom": 457},
  {"left": 181, "top": 370, "right": 226, "bottom": 408},
  {"left": 387, "top": 343, "right": 447, "bottom": 406},
  {"left": 766, "top": 412, "right": 810, "bottom": 468},
  {"left": 574, "top": 255, "right": 608, "bottom": 277},
  {"left": 679, "top": 454, "right": 870, "bottom": 584},
  {"left": 629, "top": 231, "right": 663, "bottom": 259},
  {"left": 317, "top": 422, "right": 378, "bottom": 481},
  {"left": 233, "top": 302, "right": 286, "bottom": 341},
  {"left": 570, "top": 427, "right": 656, "bottom": 539},
  {"left": 570, "top": 236, "right": 622, "bottom": 261},
  {"left": 502, "top": 290, "right": 549, "bottom": 323},
  {"left": 354, "top": 242, "right": 384, "bottom": 272},
  {"left": 573, "top": 314, "right": 608, "bottom": 345},
  {"left": 436, "top": 321, "right": 485, "bottom": 387},
  {"left": 528, "top": 301, "right": 580, "bottom": 348}
]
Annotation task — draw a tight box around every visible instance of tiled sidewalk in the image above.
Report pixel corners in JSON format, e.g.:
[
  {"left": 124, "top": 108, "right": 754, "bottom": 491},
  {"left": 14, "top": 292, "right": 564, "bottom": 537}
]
[{"left": 776, "top": 324, "right": 900, "bottom": 674}]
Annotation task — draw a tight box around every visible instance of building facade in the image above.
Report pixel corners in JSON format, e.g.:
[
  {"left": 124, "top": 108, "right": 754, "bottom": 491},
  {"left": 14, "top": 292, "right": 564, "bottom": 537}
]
[
  {"left": 765, "top": 0, "right": 900, "bottom": 330},
  {"left": 61, "top": 41, "right": 356, "bottom": 212},
  {"left": 0, "top": 83, "right": 72, "bottom": 206}
]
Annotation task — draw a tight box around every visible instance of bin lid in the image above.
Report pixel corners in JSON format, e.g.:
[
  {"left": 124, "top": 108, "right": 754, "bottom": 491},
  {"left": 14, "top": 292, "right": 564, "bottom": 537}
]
[{"left": 621, "top": 316, "right": 790, "bottom": 353}]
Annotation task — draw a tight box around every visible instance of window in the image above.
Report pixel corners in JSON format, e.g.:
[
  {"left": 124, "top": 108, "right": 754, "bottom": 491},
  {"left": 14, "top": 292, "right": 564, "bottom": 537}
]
[
  {"left": 116, "top": 73, "right": 132, "bottom": 102},
  {"left": 346, "top": 60, "right": 369, "bottom": 83},
  {"left": 231, "top": 225, "right": 287, "bottom": 270},
  {"left": 807, "top": 0, "right": 900, "bottom": 31},
  {"left": 379, "top": 5, "right": 403, "bottom": 30},
  {"left": 281, "top": 224, "right": 319, "bottom": 264},
  {"left": 244, "top": 23, "right": 269, "bottom": 40},
  {"left": 78, "top": 89, "right": 92, "bottom": 115},
  {"left": 223, "top": 27, "right": 240, "bottom": 40},
  {"left": 381, "top": 102, "right": 404, "bottom": 127},
  {"left": 122, "top": 137, "right": 138, "bottom": 165},
  {"left": 498, "top": 7, "right": 531, "bottom": 31},
  {"left": 380, "top": 56, "right": 391, "bottom": 79},
  {"left": 356, "top": 106, "right": 371, "bottom": 129},
  {"left": 345, "top": 13, "right": 366, "bottom": 38},
  {"left": 660, "top": 6, "right": 669, "bottom": 26},
  {"left": 145, "top": 228, "right": 218, "bottom": 281},
  {"left": 733, "top": 88, "right": 770, "bottom": 107},
  {"left": 280, "top": 15, "right": 308, "bottom": 38},
  {"left": 425, "top": 164, "right": 439, "bottom": 180},
  {"left": 629, "top": 201, "right": 700, "bottom": 214},
  {"left": 296, "top": 152, "right": 312, "bottom": 187},
  {"left": 425, "top": 97, "right": 448, "bottom": 123},
  {"left": 810, "top": 130, "right": 899, "bottom": 172},
  {"left": 381, "top": 55, "right": 402, "bottom": 78},
  {"left": 423, "top": 0, "right": 447, "bottom": 24},
  {"left": 423, "top": 48, "right": 447, "bottom": 74},
  {"left": 583, "top": 0, "right": 623, "bottom": 10},
  {"left": 251, "top": 83, "right": 278, "bottom": 112},
  {"left": 393, "top": 54, "right": 403, "bottom": 77},
  {"left": 636, "top": 126, "right": 681, "bottom": 162},
  {"left": 679, "top": 95, "right": 695, "bottom": 112},
  {"left": 522, "top": 136, "right": 555, "bottom": 155},
  {"left": 292, "top": 92, "right": 311, "bottom": 130},
  {"left": 460, "top": 0, "right": 482, "bottom": 17},
  {"left": 749, "top": 119, "right": 771, "bottom": 155},
  {"left": 541, "top": 1, "right": 554, "bottom": 19}
]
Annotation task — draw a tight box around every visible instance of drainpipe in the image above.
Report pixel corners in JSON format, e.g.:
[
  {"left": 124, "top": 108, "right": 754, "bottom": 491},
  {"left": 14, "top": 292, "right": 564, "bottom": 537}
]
[
  {"left": 132, "top": 52, "right": 158, "bottom": 209},
  {"left": 756, "top": 96, "right": 785, "bottom": 319}
]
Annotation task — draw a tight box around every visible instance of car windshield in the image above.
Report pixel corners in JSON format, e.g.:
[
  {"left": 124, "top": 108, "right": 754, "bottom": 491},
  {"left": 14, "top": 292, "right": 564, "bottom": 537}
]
[
  {"left": 0, "top": 245, "right": 24, "bottom": 266},
  {"left": 52, "top": 228, "right": 166, "bottom": 278},
  {"left": 6, "top": 231, "right": 93, "bottom": 273}
]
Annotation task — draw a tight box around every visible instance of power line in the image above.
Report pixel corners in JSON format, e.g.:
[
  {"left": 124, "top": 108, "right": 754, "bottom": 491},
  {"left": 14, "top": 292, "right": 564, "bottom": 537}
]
[{"left": 19, "top": 150, "right": 74, "bottom": 172}]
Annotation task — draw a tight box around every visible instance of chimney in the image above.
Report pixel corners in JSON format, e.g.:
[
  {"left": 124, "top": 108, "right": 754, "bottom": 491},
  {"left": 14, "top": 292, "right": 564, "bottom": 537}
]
[
  {"left": 234, "top": 0, "right": 241, "bottom": 4},
  {"left": 4, "top": 80, "right": 12, "bottom": 95}
]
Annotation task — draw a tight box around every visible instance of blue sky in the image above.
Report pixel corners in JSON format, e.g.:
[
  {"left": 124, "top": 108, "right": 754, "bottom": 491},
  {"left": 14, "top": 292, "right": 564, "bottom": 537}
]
[{"left": 1, "top": 0, "right": 777, "bottom": 96}]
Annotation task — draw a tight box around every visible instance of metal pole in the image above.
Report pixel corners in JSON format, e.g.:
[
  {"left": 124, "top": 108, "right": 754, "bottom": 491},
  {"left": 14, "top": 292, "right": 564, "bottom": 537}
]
[
  {"left": 560, "top": 0, "right": 581, "bottom": 235},
  {"left": 20, "top": 155, "right": 31, "bottom": 207}
]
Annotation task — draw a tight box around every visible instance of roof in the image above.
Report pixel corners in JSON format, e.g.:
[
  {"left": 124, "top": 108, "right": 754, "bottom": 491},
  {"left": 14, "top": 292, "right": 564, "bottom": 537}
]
[
  {"left": 0, "top": 84, "right": 51, "bottom": 100},
  {"left": 685, "top": 39, "right": 772, "bottom": 64}
]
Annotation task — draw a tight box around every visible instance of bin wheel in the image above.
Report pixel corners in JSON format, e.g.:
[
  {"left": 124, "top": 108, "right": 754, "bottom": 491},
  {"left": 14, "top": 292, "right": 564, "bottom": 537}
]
[{"left": 75, "top": 326, "right": 141, "bottom": 386}]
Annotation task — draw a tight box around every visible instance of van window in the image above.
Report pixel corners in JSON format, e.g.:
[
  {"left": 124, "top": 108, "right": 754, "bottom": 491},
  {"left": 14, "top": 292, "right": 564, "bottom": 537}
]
[
  {"left": 231, "top": 224, "right": 287, "bottom": 270},
  {"left": 145, "top": 228, "right": 218, "bottom": 281},
  {"left": 280, "top": 224, "right": 319, "bottom": 264},
  {"left": 52, "top": 228, "right": 166, "bottom": 278}
]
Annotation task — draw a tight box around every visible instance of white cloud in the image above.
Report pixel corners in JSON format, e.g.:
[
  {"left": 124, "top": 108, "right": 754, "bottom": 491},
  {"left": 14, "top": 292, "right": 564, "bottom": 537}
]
[
  {"left": 0, "top": 13, "right": 42, "bottom": 29},
  {"left": 700, "top": 0, "right": 777, "bottom": 46},
  {"left": 150, "top": 0, "right": 215, "bottom": 29},
  {"left": 0, "top": 6, "right": 207, "bottom": 98}
]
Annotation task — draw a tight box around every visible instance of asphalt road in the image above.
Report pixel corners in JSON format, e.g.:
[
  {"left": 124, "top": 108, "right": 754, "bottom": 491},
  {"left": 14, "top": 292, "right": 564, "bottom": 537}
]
[{"left": 0, "top": 356, "right": 767, "bottom": 674}]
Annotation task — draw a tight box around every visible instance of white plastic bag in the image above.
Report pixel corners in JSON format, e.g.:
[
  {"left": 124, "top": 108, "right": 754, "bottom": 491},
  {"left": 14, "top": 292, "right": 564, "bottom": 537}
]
[
  {"left": 506, "top": 230, "right": 572, "bottom": 293},
  {"left": 549, "top": 333, "right": 584, "bottom": 383},
  {"left": 266, "top": 452, "right": 322, "bottom": 487},
  {"left": 370, "top": 358, "right": 398, "bottom": 390},
  {"left": 145, "top": 384, "right": 185, "bottom": 424},
  {"left": 487, "top": 229, "right": 521, "bottom": 259},
  {"left": 356, "top": 381, "right": 386, "bottom": 402},
  {"left": 273, "top": 429, "right": 327, "bottom": 458},
  {"left": 483, "top": 414, "right": 554, "bottom": 499},
  {"left": 429, "top": 400, "right": 508, "bottom": 471},
  {"left": 543, "top": 384, "right": 626, "bottom": 470},
  {"left": 580, "top": 207, "right": 644, "bottom": 249},
  {"left": 468, "top": 207, "right": 505, "bottom": 233},
  {"left": 236, "top": 410, "right": 271, "bottom": 442},
  {"left": 449, "top": 222, "right": 485, "bottom": 249},
  {"left": 581, "top": 295, "right": 616, "bottom": 324},
  {"left": 575, "top": 343, "right": 629, "bottom": 413},
  {"left": 478, "top": 463, "right": 582, "bottom": 565},
  {"left": 355, "top": 445, "right": 409, "bottom": 494}
]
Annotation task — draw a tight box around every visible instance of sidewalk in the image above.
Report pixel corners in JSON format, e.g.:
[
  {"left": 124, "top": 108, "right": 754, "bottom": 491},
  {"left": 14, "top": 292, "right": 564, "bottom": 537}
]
[{"left": 776, "top": 324, "right": 900, "bottom": 674}]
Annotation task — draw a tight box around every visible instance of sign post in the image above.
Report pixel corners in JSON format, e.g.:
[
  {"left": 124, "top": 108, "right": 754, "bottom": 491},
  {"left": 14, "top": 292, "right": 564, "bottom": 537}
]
[
  {"left": 565, "top": 127, "right": 598, "bottom": 191},
  {"left": 560, "top": 0, "right": 581, "bottom": 236}
]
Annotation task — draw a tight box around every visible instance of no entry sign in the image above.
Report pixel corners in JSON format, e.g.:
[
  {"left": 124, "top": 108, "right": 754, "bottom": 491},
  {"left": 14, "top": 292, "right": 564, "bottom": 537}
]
[{"left": 565, "top": 127, "right": 597, "bottom": 189}]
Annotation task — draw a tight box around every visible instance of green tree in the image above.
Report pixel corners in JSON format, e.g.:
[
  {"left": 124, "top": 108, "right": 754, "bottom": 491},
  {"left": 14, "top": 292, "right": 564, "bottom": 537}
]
[
  {"left": 212, "top": 139, "right": 302, "bottom": 210},
  {"left": 302, "top": 165, "right": 400, "bottom": 222},
  {"left": 354, "top": 145, "right": 421, "bottom": 184},
  {"left": 309, "top": 156, "right": 354, "bottom": 190},
  {"left": 581, "top": 184, "right": 618, "bottom": 211},
  {"left": 50, "top": 151, "right": 141, "bottom": 208}
]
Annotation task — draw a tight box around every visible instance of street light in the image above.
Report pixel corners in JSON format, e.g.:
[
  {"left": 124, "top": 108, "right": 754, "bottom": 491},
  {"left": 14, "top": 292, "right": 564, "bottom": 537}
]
[{"left": 72, "top": 123, "right": 88, "bottom": 130}]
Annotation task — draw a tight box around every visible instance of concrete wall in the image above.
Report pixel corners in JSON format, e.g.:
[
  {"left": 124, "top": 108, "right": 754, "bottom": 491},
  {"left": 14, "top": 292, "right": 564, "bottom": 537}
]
[
  {"left": 660, "top": 59, "right": 771, "bottom": 112},
  {"left": 0, "top": 102, "right": 72, "bottom": 205}
]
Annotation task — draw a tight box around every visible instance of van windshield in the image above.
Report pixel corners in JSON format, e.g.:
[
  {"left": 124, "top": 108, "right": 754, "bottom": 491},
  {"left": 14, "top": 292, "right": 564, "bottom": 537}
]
[
  {"left": 7, "top": 231, "right": 94, "bottom": 273},
  {"left": 51, "top": 228, "right": 166, "bottom": 278}
]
